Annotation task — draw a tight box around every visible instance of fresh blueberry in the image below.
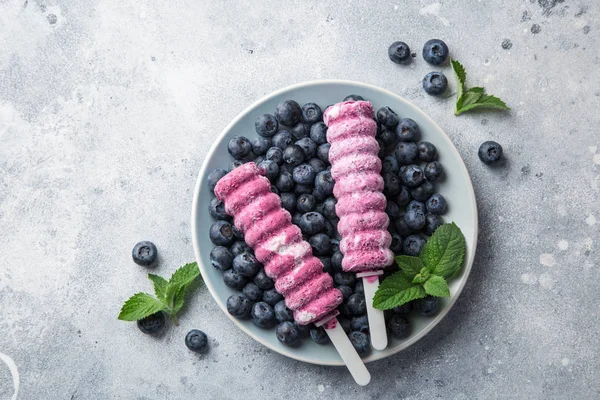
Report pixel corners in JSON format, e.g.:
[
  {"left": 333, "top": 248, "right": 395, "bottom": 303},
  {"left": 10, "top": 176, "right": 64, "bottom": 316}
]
[
  {"left": 280, "top": 162, "right": 295, "bottom": 175},
  {"left": 227, "top": 135, "right": 252, "bottom": 159},
  {"left": 415, "top": 296, "right": 439, "bottom": 316},
  {"left": 262, "top": 288, "right": 284, "bottom": 306},
  {"left": 323, "top": 219, "right": 336, "bottom": 238},
  {"left": 209, "top": 221, "right": 235, "bottom": 246},
  {"left": 396, "top": 185, "right": 412, "bottom": 206},
  {"left": 291, "top": 123, "right": 310, "bottom": 140},
  {"left": 403, "top": 234, "right": 427, "bottom": 256},
  {"left": 400, "top": 164, "right": 425, "bottom": 188},
  {"left": 396, "top": 118, "right": 421, "bottom": 142},
  {"left": 309, "top": 233, "right": 332, "bottom": 256},
  {"left": 274, "top": 172, "right": 293, "bottom": 193},
  {"left": 207, "top": 169, "right": 228, "bottom": 193},
  {"left": 255, "top": 114, "right": 279, "bottom": 137},
  {"left": 298, "top": 212, "right": 326, "bottom": 235},
  {"left": 282, "top": 144, "right": 305, "bottom": 166},
  {"left": 410, "top": 181, "right": 434, "bottom": 202},
  {"left": 310, "top": 122, "right": 328, "bottom": 145},
  {"left": 376, "top": 106, "right": 400, "bottom": 129},
  {"left": 292, "top": 212, "right": 303, "bottom": 227},
  {"left": 395, "top": 217, "right": 413, "bottom": 237},
  {"left": 223, "top": 269, "right": 247, "bottom": 290},
  {"left": 322, "top": 197, "right": 337, "bottom": 220},
  {"left": 254, "top": 269, "right": 274, "bottom": 290},
  {"left": 350, "top": 315, "right": 369, "bottom": 333},
  {"left": 210, "top": 246, "right": 234, "bottom": 271},
  {"left": 296, "top": 194, "right": 316, "bottom": 213},
  {"left": 270, "top": 301, "right": 294, "bottom": 324},
  {"left": 387, "top": 315, "right": 411, "bottom": 339},
  {"left": 314, "top": 170, "right": 334, "bottom": 197},
  {"left": 423, "top": 214, "right": 443, "bottom": 236},
  {"left": 377, "top": 139, "right": 386, "bottom": 159},
  {"left": 242, "top": 282, "right": 263, "bottom": 302},
  {"left": 478, "top": 141, "right": 503, "bottom": 164},
  {"left": 317, "top": 143, "right": 330, "bottom": 163},
  {"left": 347, "top": 293, "right": 366, "bottom": 316},
  {"left": 330, "top": 239, "right": 340, "bottom": 253},
  {"left": 228, "top": 241, "right": 249, "bottom": 256},
  {"left": 426, "top": 193, "right": 447, "bottom": 215},
  {"left": 295, "top": 322, "right": 311, "bottom": 337},
  {"left": 343, "top": 94, "right": 364, "bottom": 102},
  {"left": 393, "top": 302, "right": 412, "bottom": 314},
  {"left": 319, "top": 256, "right": 333, "bottom": 274},
  {"left": 422, "top": 71, "right": 448, "bottom": 95},
  {"left": 272, "top": 130, "right": 294, "bottom": 150},
  {"left": 292, "top": 163, "right": 316, "bottom": 185},
  {"left": 308, "top": 158, "right": 327, "bottom": 174},
  {"left": 265, "top": 147, "right": 284, "bottom": 165},
  {"left": 390, "top": 232, "right": 403, "bottom": 254},
  {"left": 251, "top": 302, "right": 277, "bottom": 328},
  {"left": 185, "top": 329, "right": 208, "bottom": 353},
  {"left": 388, "top": 41, "right": 412, "bottom": 65},
  {"left": 417, "top": 141, "right": 437, "bottom": 162},
  {"left": 254, "top": 155, "right": 265, "bottom": 165},
  {"left": 280, "top": 193, "right": 296, "bottom": 213},
  {"left": 312, "top": 189, "right": 325, "bottom": 202},
  {"left": 407, "top": 200, "right": 427, "bottom": 213},
  {"left": 378, "top": 128, "right": 397, "bottom": 146},
  {"left": 276, "top": 321, "right": 300, "bottom": 346},
  {"left": 251, "top": 136, "right": 271, "bottom": 156},
  {"left": 132, "top": 241, "right": 158, "bottom": 267},
  {"left": 229, "top": 160, "right": 245, "bottom": 171},
  {"left": 258, "top": 160, "right": 279, "bottom": 181},
  {"left": 275, "top": 100, "right": 302, "bottom": 127},
  {"left": 137, "top": 312, "right": 165, "bottom": 335},
  {"left": 382, "top": 156, "right": 399, "bottom": 174},
  {"left": 422, "top": 39, "right": 449, "bottom": 65},
  {"left": 270, "top": 185, "right": 280, "bottom": 196},
  {"left": 349, "top": 331, "right": 371, "bottom": 355},
  {"left": 404, "top": 209, "right": 426, "bottom": 231},
  {"left": 383, "top": 172, "right": 402, "bottom": 196},
  {"left": 395, "top": 142, "right": 418, "bottom": 165},
  {"left": 232, "top": 225, "right": 243, "bottom": 240},
  {"left": 424, "top": 161, "right": 444, "bottom": 181},
  {"left": 227, "top": 294, "right": 253, "bottom": 318},
  {"left": 385, "top": 201, "right": 400, "bottom": 220},
  {"left": 331, "top": 251, "right": 344, "bottom": 272},
  {"left": 354, "top": 280, "right": 364, "bottom": 293},
  {"left": 334, "top": 271, "right": 356, "bottom": 287},
  {"left": 338, "top": 317, "right": 352, "bottom": 334},
  {"left": 338, "top": 302, "right": 352, "bottom": 317},
  {"left": 295, "top": 137, "right": 317, "bottom": 159},
  {"left": 309, "top": 326, "right": 330, "bottom": 344},
  {"left": 301, "top": 103, "right": 323, "bottom": 124},
  {"left": 337, "top": 285, "right": 353, "bottom": 300}
]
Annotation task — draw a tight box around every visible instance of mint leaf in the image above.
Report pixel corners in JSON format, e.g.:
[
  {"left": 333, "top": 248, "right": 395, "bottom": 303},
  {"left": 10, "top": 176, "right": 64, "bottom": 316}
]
[
  {"left": 412, "top": 274, "right": 428, "bottom": 284},
  {"left": 118, "top": 293, "right": 166, "bottom": 321},
  {"left": 172, "top": 285, "right": 187, "bottom": 314},
  {"left": 395, "top": 255, "right": 424, "bottom": 278},
  {"left": 423, "top": 275, "right": 450, "bottom": 297},
  {"left": 451, "top": 59, "right": 466, "bottom": 102},
  {"left": 148, "top": 274, "right": 168, "bottom": 302},
  {"left": 456, "top": 94, "right": 510, "bottom": 115},
  {"left": 165, "top": 262, "right": 200, "bottom": 309},
  {"left": 460, "top": 87, "right": 484, "bottom": 108},
  {"left": 373, "top": 272, "right": 427, "bottom": 310},
  {"left": 420, "top": 222, "right": 466, "bottom": 279},
  {"left": 452, "top": 59, "right": 509, "bottom": 116}
]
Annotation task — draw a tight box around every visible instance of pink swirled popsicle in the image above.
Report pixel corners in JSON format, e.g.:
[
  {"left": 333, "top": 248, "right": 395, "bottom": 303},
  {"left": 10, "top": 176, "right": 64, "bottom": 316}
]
[
  {"left": 324, "top": 100, "right": 394, "bottom": 351},
  {"left": 214, "top": 162, "right": 370, "bottom": 385}
]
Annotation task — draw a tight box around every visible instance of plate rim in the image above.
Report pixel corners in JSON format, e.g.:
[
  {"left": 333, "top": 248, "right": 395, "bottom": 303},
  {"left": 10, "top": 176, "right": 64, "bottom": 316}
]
[{"left": 191, "top": 79, "right": 478, "bottom": 366}]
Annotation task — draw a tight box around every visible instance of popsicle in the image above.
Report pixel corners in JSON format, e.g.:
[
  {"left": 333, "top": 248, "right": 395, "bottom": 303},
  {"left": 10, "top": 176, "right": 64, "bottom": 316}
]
[
  {"left": 214, "top": 162, "right": 370, "bottom": 385},
  {"left": 324, "top": 100, "right": 394, "bottom": 351}
]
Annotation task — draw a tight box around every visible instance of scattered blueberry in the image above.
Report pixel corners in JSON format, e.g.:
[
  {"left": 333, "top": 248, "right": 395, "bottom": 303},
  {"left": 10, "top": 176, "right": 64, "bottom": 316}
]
[
  {"left": 422, "top": 71, "right": 448, "bottom": 96},
  {"left": 314, "top": 170, "right": 334, "bottom": 197},
  {"left": 323, "top": 219, "right": 336, "bottom": 238},
  {"left": 396, "top": 118, "right": 421, "bottom": 142},
  {"left": 255, "top": 114, "right": 279, "bottom": 137},
  {"left": 350, "top": 315, "right": 369, "bottom": 333},
  {"left": 254, "top": 155, "right": 265, "bottom": 165},
  {"left": 223, "top": 269, "right": 247, "bottom": 290},
  {"left": 417, "top": 141, "right": 437, "bottom": 162},
  {"left": 309, "top": 233, "right": 332, "bottom": 256},
  {"left": 343, "top": 94, "right": 364, "bottom": 102},
  {"left": 185, "top": 329, "right": 208, "bottom": 352},
  {"left": 423, "top": 213, "right": 443, "bottom": 236},
  {"left": 258, "top": 160, "right": 280, "bottom": 181},
  {"left": 270, "top": 185, "right": 280, "bottom": 196},
  {"left": 301, "top": 103, "right": 323, "bottom": 124},
  {"left": 209, "top": 221, "right": 235, "bottom": 246},
  {"left": 395, "top": 217, "right": 413, "bottom": 237},
  {"left": 292, "top": 212, "right": 303, "bottom": 226},
  {"left": 349, "top": 331, "right": 371, "bottom": 355},
  {"left": 322, "top": 197, "right": 337, "bottom": 220},
  {"left": 227, "top": 135, "right": 252, "bottom": 159},
  {"left": 331, "top": 251, "right": 344, "bottom": 272},
  {"left": 282, "top": 144, "right": 305, "bottom": 166},
  {"left": 242, "top": 282, "right": 263, "bottom": 302},
  {"left": 295, "top": 137, "right": 317, "bottom": 159},
  {"left": 337, "top": 285, "right": 353, "bottom": 300},
  {"left": 298, "top": 212, "right": 326, "bottom": 235},
  {"left": 137, "top": 312, "right": 165, "bottom": 335},
  {"left": 395, "top": 141, "right": 418, "bottom": 165},
  {"left": 275, "top": 100, "right": 302, "bottom": 127},
  {"left": 319, "top": 256, "right": 333, "bottom": 274},
  {"left": 388, "top": 41, "right": 412, "bottom": 65},
  {"left": 478, "top": 141, "right": 503, "bottom": 164},
  {"left": 309, "top": 326, "right": 330, "bottom": 344},
  {"left": 317, "top": 143, "right": 330, "bottom": 163},
  {"left": 426, "top": 193, "right": 447, "bottom": 215},
  {"left": 334, "top": 271, "right": 356, "bottom": 287},
  {"left": 262, "top": 288, "right": 284, "bottom": 306},
  {"left": 387, "top": 315, "right": 411, "bottom": 339},
  {"left": 422, "top": 39, "right": 449, "bottom": 65},
  {"left": 210, "top": 246, "right": 234, "bottom": 271},
  {"left": 403, "top": 234, "right": 427, "bottom": 256},
  {"left": 385, "top": 200, "right": 400, "bottom": 219},
  {"left": 292, "top": 163, "right": 316, "bottom": 185},
  {"left": 383, "top": 172, "right": 402, "bottom": 196},
  {"left": 295, "top": 322, "right": 311, "bottom": 338},
  {"left": 251, "top": 302, "right": 277, "bottom": 328},
  {"left": 276, "top": 171, "right": 295, "bottom": 192},
  {"left": 308, "top": 158, "right": 327, "bottom": 174},
  {"left": 415, "top": 296, "right": 439, "bottom": 316},
  {"left": 226, "top": 294, "right": 252, "bottom": 318},
  {"left": 407, "top": 200, "right": 427, "bottom": 213},
  {"left": 393, "top": 302, "right": 412, "bottom": 314},
  {"left": 377, "top": 139, "right": 386, "bottom": 159},
  {"left": 354, "top": 280, "right": 364, "bottom": 293},
  {"left": 347, "top": 293, "right": 366, "bottom": 315},
  {"left": 382, "top": 156, "right": 399, "bottom": 174},
  {"left": 376, "top": 106, "right": 400, "bottom": 129},
  {"left": 424, "top": 161, "right": 444, "bottom": 181},
  {"left": 390, "top": 232, "right": 403, "bottom": 254},
  {"left": 265, "top": 146, "right": 284, "bottom": 165},
  {"left": 310, "top": 122, "right": 328, "bottom": 145},
  {"left": 229, "top": 160, "right": 245, "bottom": 171},
  {"left": 253, "top": 269, "right": 274, "bottom": 290},
  {"left": 291, "top": 123, "right": 310, "bottom": 140},
  {"left": 399, "top": 164, "right": 425, "bottom": 188},
  {"left": 274, "top": 300, "right": 294, "bottom": 323},
  {"left": 410, "top": 181, "right": 434, "bottom": 202},
  {"left": 272, "top": 130, "right": 294, "bottom": 149},
  {"left": 276, "top": 321, "right": 300, "bottom": 346},
  {"left": 378, "top": 128, "right": 397, "bottom": 146},
  {"left": 132, "top": 241, "right": 158, "bottom": 267},
  {"left": 296, "top": 194, "right": 316, "bottom": 213},
  {"left": 207, "top": 169, "right": 228, "bottom": 193},
  {"left": 396, "top": 185, "right": 411, "bottom": 206},
  {"left": 251, "top": 136, "right": 272, "bottom": 156},
  {"left": 232, "top": 225, "right": 243, "bottom": 240}
]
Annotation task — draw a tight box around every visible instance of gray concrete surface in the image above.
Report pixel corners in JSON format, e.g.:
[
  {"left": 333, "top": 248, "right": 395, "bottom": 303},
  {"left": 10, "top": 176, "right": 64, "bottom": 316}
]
[{"left": 1, "top": 0, "right": 599, "bottom": 398}]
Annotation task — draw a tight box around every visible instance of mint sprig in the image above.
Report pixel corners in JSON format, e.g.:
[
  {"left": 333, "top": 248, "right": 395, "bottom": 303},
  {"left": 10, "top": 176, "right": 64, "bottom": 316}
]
[
  {"left": 373, "top": 223, "right": 466, "bottom": 310},
  {"left": 451, "top": 59, "right": 510, "bottom": 116},
  {"left": 118, "top": 262, "right": 202, "bottom": 325}
]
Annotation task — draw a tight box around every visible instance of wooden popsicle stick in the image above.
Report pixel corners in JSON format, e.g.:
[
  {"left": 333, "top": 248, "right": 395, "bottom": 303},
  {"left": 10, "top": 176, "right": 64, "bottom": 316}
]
[{"left": 357, "top": 271, "right": 388, "bottom": 351}]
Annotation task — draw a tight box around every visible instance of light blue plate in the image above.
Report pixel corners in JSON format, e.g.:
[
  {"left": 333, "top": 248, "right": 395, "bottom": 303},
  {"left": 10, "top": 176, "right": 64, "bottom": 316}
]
[{"left": 191, "top": 80, "right": 478, "bottom": 366}]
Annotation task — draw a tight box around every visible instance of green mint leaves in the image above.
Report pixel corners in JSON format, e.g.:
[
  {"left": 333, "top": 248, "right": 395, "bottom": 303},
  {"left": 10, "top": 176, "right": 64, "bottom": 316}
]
[
  {"left": 118, "top": 262, "right": 202, "bottom": 325},
  {"left": 373, "top": 223, "right": 466, "bottom": 310},
  {"left": 451, "top": 59, "right": 510, "bottom": 116}
]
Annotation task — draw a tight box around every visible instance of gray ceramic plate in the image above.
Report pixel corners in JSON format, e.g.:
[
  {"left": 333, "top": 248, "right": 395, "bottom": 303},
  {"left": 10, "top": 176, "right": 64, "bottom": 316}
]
[{"left": 191, "top": 80, "right": 478, "bottom": 366}]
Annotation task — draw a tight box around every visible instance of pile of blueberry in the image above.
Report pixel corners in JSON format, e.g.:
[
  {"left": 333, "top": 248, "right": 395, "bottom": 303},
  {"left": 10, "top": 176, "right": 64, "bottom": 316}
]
[{"left": 207, "top": 96, "right": 446, "bottom": 355}]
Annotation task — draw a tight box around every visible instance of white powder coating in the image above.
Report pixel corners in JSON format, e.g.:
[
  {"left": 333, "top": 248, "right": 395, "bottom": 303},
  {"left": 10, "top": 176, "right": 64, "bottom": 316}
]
[
  {"left": 538, "top": 273, "right": 557, "bottom": 290},
  {"left": 557, "top": 240, "right": 569, "bottom": 251},
  {"left": 561, "top": 358, "right": 570, "bottom": 366},
  {"left": 419, "top": 2, "right": 450, "bottom": 26},
  {"left": 585, "top": 214, "right": 596, "bottom": 226},
  {"left": 521, "top": 273, "right": 538, "bottom": 285},
  {"left": 539, "top": 253, "right": 556, "bottom": 267},
  {"left": 317, "top": 384, "right": 325, "bottom": 393},
  {"left": 594, "top": 154, "right": 600, "bottom": 165}
]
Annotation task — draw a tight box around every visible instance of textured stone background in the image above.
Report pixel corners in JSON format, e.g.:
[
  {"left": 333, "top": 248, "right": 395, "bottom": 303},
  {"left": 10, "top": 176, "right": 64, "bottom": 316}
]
[{"left": 1, "top": 0, "right": 598, "bottom": 399}]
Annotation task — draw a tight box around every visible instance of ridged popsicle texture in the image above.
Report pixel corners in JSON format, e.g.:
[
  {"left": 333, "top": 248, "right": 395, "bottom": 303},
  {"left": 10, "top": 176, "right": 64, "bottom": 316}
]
[
  {"left": 324, "top": 101, "right": 394, "bottom": 272},
  {"left": 214, "top": 162, "right": 343, "bottom": 325}
]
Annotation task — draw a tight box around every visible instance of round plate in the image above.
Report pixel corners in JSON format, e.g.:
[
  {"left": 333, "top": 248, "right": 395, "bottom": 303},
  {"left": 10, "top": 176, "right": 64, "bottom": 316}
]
[{"left": 191, "top": 80, "right": 478, "bottom": 366}]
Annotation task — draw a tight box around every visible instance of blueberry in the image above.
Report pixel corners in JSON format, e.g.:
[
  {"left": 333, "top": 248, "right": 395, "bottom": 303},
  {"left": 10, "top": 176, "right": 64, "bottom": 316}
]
[
  {"left": 295, "top": 137, "right": 317, "bottom": 159},
  {"left": 423, "top": 39, "right": 449, "bottom": 65},
  {"left": 322, "top": 197, "right": 337, "bottom": 220},
  {"left": 254, "top": 269, "right": 274, "bottom": 290},
  {"left": 308, "top": 158, "right": 327, "bottom": 174},
  {"left": 388, "top": 41, "right": 412, "bottom": 65},
  {"left": 309, "top": 233, "right": 332, "bottom": 256},
  {"left": 137, "top": 312, "right": 165, "bottom": 335},
  {"left": 301, "top": 103, "right": 323, "bottom": 124},
  {"left": 395, "top": 217, "right": 413, "bottom": 237},
  {"left": 403, "top": 234, "right": 426, "bottom": 256},
  {"left": 415, "top": 296, "right": 439, "bottom": 316},
  {"left": 209, "top": 221, "right": 235, "bottom": 246},
  {"left": 275, "top": 100, "right": 302, "bottom": 127},
  {"left": 251, "top": 136, "right": 271, "bottom": 156},
  {"left": 400, "top": 164, "right": 425, "bottom": 188},
  {"left": 317, "top": 143, "right": 330, "bottom": 163},
  {"left": 274, "top": 300, "right": 294, "bottom": 323},
  {"left": 424, "top": 161, "right": 444, "bottom": 181},
  {"left": 323, "top": 219, "right": 336, "bottom": 238},
  {"left": 310, "top": 122, "right": 328, "bottom": 145},
  {"left": 272, "top": 130, "right": 294, "bottom": 149},
  {"left": 331, "top": 251, "right": 344, "bottom": 272},
  {"left": 223, "top": 269, "right": 247, "bottom": 290},
  {"left": 338, "top": 316, "right": 352, "bottom": 334},
  {"left": 377, "top": 139, "right": 386, "bottom": 159},
  {"left": 382, "top": 156, "right": 399, "bottom": 174},
  {"left": 251, "top": 301, "right": 277, "bottom": 328},
  {"left": 390, "top": 232, "right": 403, "bottom": 254},
  {"left": 258, "top": 160, "right": 279, "bottom": 181},
  {"left": 232, "top": 225, "right": 243, "bottom": 240},
  {"left": 275, "top": 172, "right": 294, "bottom": 193},
  {"left": 395, "top": 142, "right": 418, "bottom": 165},
  {"left": 309, "top": 326, "right": 330, "bottom": 344},
  {"left": 292, "top": 212, "right": 303, "bottom": 227},
  {"left": 319, "top": 256, "right": 333, "bottom": 274},
  {"left": 337, "top": 285, "right": 353, "bottom": 300},
  {"left": 396, "top": 118, "right": 421, "bottom": 142},
  {"left": 383, "top": 172, "right": 401, "bottom": 196},
  {"left": 338, "top": 302, "right": 352, "bottom": 317},
  {"left": 298, "top": 212, "right": 326, "bottom": 235},
  {"left": 270, "top": 185, "right": 280, "bottom": 196},
  {"left": 314, "top": 170, "right": 334, "bottom": 197},
  {"left": 254, "top": 155, "right": 265, "bottom": 165},
  {"left": 387, "top": 315, "right": 411, "bottom": 339},
  {"left": 265, "top": 147, "right": 284, "bottom": 165},
  {"left": 228, "top": 135, "right": 252, "bottom": 159},
  {"left": 185, "top": 329, "right": 209, "bottom": 353},
  {"left": 229, "top": 160, "right": 245, "bottom": 171},
  {"left": 422, "top": 71, "right": 448, "bottom": 95},
  {"left": 347, "top": 293, "right": 366, "bottom": 315},
  {"left": 378, "top": 128, "right": 397, "bottom": 146},
  {"left": 232, "top": 252, "right": 260, "bottom": 277},
  {"left": 291, "top": 123, "right": 310, "bottom": 140},
  {"left": 275, "top": 193, "right": 293, "bottom": 214},
  {"left": 210, "top": 246, "right": 234, "bottom": 271},
  {"left": 349, "top": 331, "right": 371, "bottom": 355},
  {"left": 132, "top": 241, "right": 158, "bottom": 267},
  {"left": 343, "top": 94, "right": 364, "bottom": 102},
  {"left": 426, "top": 193, "right": 447, "bottom": 215},
  {"left": 411, "top": 181, "right": 434, "bottom": 202},
  {"left": 280, "top": 163, "right": 294, "bottom": 176},
  {"left": 350, "top": 315, "right": 369, "bottom": 333},
  {"left": 226, "top": 294, "right": 253, "bottom": 319},
  {"left": 231, "top": 241, "right": 249, "bottom": 257},
  {"left": 478, "top": 141, "right": 503, "bottom": 164},
  {"left": 296, "top": 194, "right": 316, "bottom": 213},
  {"left": 385, "top": 201, "right": 400, "bottom": 220},
  {"left": 417, "top": 141, "right": 438, "bottom": 162},
  {"left": 255, "top": 114, "right": 279, "bottom": 137},
  {"left": 282, "top": 144, "right": 305, "bottom": 166},
  {"left": 295, "top": 322, "right": 311, "bottom": 337},
  {"left": 393, "top": 302, "right": 412, "bottom": 314},
  {"left": 423, "top": 213, "right": 443, "bottom": 236},
  {"left": 354, "top": 280, "right": 364, "bottom": 293},
  {"left": 407, "top": 200, "right": 427, "bottom": 213},
  {"left": 276, "top": 321, "right": 300, "bottom": 346},
  {"left": 262, "top": 288, "right": 284, "bottom": 306},
  {"left": 292, "top": 163, "right": 316, "bottom": 185},
  {"left": 404, "top": 209, "right": 426, "bottom": 231},
  {"left": 334, "top": 271, "right": 356, "bottom": 287},
  {"left": 376, "top": 106, "right": 400, "bottom": 129},
  {"left": 207, "top": 169, "right": 228, "bottom": 193},
  {"left": 242, "top": 282, "right": 263, "bottom": 302},
  {"left": 396, "top": 185, "right": 412, "bottom": 206}
]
